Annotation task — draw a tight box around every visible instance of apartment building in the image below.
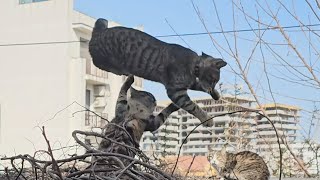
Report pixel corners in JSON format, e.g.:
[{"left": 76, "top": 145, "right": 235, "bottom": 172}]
[
  {"left": 141, "top": 103, "right": 180, "bottom": 156},
  {"left": 253, "top": 103, "right": 302, "bottom": 175},
  {"left": 0, "top": 0, "right": 143, "bottom": 156},
  {"left": 141, "top": 96, "right": 303, "bottom": 153},
  {"left": 256, "top": 103, "right": 300, "bottom": 152},
  {"left": 181, "top": 95, "right": 257, "bottom": 155},
  {"left": 140, "top": 95, "right": 257, "bottom": 156}
]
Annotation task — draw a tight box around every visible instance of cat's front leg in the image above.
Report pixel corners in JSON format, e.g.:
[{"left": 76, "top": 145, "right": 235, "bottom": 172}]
[
  {"left": 166, "top": 88, "right": 213, "bottom": 127},
  {"left": 145, "top": 103, "right": 179, "bottom": 132}
]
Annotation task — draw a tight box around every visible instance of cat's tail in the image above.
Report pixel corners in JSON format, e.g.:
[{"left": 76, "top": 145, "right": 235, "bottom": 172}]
[{"left": 93, "top": 18, "right": 108, "bottom": 32}]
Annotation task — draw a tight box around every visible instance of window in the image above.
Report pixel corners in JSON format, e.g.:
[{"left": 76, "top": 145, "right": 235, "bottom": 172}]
[
  {"left": 85, "top": 89, "right": 91, "bottom": 108},
  {"left": 19, "top": 0, "right": 48, "bottom": 4}
]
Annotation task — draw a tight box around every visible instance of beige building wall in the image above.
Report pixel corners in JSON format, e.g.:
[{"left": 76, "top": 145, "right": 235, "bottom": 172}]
[
  {"left": 0, "top": 0, "right": 75, "bottom": 156},
  {"left": 0, "top": 0, "right": 143, "bottom": 157}
]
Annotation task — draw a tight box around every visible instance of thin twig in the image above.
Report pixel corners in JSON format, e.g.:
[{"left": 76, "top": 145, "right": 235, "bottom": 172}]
[
  {"left": 184, "top": 155, "right": 196, "bottom": 178},
  {"left": 41, "top": 126, "right": 63, "bottom": 180}
]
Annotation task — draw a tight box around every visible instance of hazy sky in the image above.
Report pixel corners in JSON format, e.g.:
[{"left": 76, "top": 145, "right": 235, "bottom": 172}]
[{"left": 74, "top": 0, "right": 320, "bottom": 139}]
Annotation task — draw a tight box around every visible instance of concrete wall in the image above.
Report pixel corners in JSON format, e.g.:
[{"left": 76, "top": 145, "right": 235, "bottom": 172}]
[
  {"left": 0, "top": 0, "right": 144, "bottom": 157},
  {"left": 0, "top": 0, "right": 76, "bottom": 156}
]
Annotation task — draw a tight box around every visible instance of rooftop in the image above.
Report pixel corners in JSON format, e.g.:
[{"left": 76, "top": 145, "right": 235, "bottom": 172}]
[
  {"left": 158, "top": 94, "right": 255, "bottom": 107},
  {"left": 260, "top": 103, "right": 301, "bottom": 110}
]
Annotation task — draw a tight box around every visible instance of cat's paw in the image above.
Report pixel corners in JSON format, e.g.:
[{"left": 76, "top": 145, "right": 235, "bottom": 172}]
[{"left": 202, "top": 119, "right": 214, "bottom": 127}]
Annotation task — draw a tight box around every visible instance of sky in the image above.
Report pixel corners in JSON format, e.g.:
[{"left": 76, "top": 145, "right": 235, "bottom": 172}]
[{"left": 74, "top": 0, "right": 320, "bottom": 140}]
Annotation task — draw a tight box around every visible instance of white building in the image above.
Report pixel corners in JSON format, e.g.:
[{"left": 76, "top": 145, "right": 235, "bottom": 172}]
[
  {"left": 140, "top": 96, "right": 303, "bottom": 154},
  {"left": 180, "top": 95, "right": 257, "bottom": 155},
  {"left": 140, "top": 103, "right": 180, "bottom": 156},
  {"left": 140, "top": 97, "right": 316, "bottom": 175},
  {"left": 256, "top": 103, "right": 300, "bottom": 152},
  {"left": 0, "top": 0, "right": 143, "bottom": 157},
  {"left": 255, "top": 104, "right": 303, "bottom": 176},
  {"left": 140, "top": 95, "right": 257, "bottom": 156}
]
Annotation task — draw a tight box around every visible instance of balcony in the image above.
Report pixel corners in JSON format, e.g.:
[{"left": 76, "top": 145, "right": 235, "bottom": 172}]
[
  {"left": 85, "top": 58, "right": 109, "bottom": 84},
  {"left": 187, "top": 133, "right": 213, "bottom": 139},
  {"left": 160, "top": 125, "right": 179, "bottom": 132},
  {"left": 256, "top": 124, "right": 298, "bottom": 130},
  {"left": 183, "top": 147, "right": 208, "bottom": 153},
  {"left": 85, "top": 111, "right": 108, "bottom": 128},
  {"left": 158, "top": 140, "right": 179, "bottom": 146},
  {"left": 157, "top": 132, "right": 178, "bottom": 139},
  {"left": 266, "top": 110, "right": 299, "bottom": 116},
  {"left": 259, "top": 116, "right": 298, "bottom": 123},
  {"left": 72, "top": 11, "right": 95, "bottom": 34},
  {"left": 86, "top": 58, "right": 108, "bottom": 78},
  {"left": 184, "top": 140, "right": 212, "bottom": 146}
]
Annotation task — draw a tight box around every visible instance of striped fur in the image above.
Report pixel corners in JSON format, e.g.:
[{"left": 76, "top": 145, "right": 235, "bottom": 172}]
[
  {"left": 209, "top": 148, "right": 270, "bottom": 180},
  {"left": 100, "top": 75, "right": 179, "bottom": 152},
  {"left": 96, "top": 76, "right": 178, "bottom": 176},
  {"left": 89, "top": 18, "right": 227, "bottom": 127}
]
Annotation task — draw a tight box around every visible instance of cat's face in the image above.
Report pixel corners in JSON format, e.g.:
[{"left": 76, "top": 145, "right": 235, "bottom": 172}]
[
  {"left": 128, "top": 87, "right": 156, "bottom": 120},
  {"left": 210, "top": 147, "right": 228, "bottom": 169},
  {"left": 198, "top": 52, "right": 227, "bottom": 100}
]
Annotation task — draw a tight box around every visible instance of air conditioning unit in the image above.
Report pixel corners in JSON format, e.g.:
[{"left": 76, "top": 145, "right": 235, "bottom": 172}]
[
  {"left": 93, "top": 85, "right": 111, "bottom": 97},
  {"left": 93, "top": 85, "right": 106, "bottom": 97},
  {"left": 93, "top": 97, "right": 107, "bottom": 108}
]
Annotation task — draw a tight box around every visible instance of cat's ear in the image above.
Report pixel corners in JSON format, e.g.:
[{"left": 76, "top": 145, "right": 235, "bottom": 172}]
[
  {"left": 201, "top": 52, "right": 210, "bottom": 58},
  {"left": 215, "top": 59, "right": 227, "bottom": 69}
]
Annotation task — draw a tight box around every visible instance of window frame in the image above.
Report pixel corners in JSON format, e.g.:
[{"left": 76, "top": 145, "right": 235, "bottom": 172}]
[{"left": 19, "top": 0, "right": 48, "bottom": 5}]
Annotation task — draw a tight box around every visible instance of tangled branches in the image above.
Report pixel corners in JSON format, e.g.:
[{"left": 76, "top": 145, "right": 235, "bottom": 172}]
[
  {"left": 1, "top": 123, "right": 173, "bottom": 180},
  {"left": 0, "top": 110, "right": 285, "bottom": 180}
]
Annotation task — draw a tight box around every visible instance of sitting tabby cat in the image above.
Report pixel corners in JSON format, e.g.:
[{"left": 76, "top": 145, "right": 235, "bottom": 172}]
[
  {"left": 89, "top": 18, "right": 227, "bottom": 127},
  {"left": 99, "top": 75, "right": 179, "bottom": 154},
  {"left": 209, "top": 147, "right": 270, "bottom": 180}
]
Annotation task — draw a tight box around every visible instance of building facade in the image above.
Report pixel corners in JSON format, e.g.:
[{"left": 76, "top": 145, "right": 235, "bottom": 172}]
[
  {"left": 255, "top": 104, "right": 302, "bottom": 176},
  {"left": 140, "top": 95, "right": 258, "bottom": 156},
  {"left": 256, "top": 103, "right": 300, "bottom": 152},
  {"left": 140, "top": 97, "right": 310, "bottom": 176},
  {"left": 141, "top": 103, "right": 180, "bottom": 156},
  {"left": 0, "top": 0, "right": 142, "bottom": 156}
]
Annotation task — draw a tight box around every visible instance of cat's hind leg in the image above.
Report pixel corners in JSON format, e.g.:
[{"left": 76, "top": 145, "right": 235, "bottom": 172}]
[
  {"left": 114, "top": 75, "right": 134, "bottom": 121},
  {"left": 166, "top": 88, "right": 213, "bottom": 127}
]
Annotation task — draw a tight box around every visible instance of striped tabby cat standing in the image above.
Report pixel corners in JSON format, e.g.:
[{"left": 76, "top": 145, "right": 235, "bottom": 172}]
[
  {"left": 208, "top": 147, "right": 270, "bottom": 180},
  {"left": 89, "top": 18, "right": 227, "bottom": 127}
]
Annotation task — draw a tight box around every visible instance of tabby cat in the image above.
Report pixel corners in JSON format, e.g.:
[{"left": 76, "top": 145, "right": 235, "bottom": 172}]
[
  {"left": 209, "top": 147, "right": 270, "bottom": 180},
  {"left": 99, "top": 75, "right": 179, "bottom": 154},
  {"left": 89, "top": 18, "right": 227, "bottom": 127},
  {"left": 113, "top": 75, "right": 179, "bottom": 132}
]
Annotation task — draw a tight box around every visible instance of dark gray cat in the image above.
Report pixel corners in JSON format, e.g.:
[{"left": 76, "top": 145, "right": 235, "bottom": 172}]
[
  {"left": 209, "top": 147, "right": 270, "bottom": 180},
  {"left": 89, "top": 18, "right": 227, "bottom": 127}
]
